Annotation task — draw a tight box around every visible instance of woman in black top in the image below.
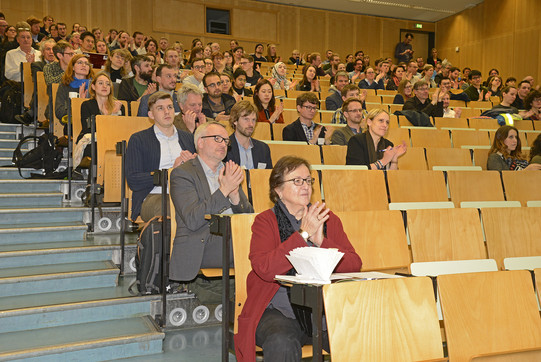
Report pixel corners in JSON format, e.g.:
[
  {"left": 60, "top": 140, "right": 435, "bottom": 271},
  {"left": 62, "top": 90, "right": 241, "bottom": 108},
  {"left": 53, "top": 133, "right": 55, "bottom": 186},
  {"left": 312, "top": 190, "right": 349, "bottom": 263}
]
[
  {"left": 346, "top": 108, "right": 407, "bottom": 169},
  {"left": 296, "top": 65, "right": 320, "bottom": 92}
]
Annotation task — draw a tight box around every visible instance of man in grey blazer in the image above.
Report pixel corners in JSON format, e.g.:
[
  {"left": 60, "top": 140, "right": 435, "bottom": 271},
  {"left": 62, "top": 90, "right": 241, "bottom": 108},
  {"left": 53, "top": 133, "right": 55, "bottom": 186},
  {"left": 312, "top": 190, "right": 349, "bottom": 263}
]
[{"left": 169, "top": 121, "right": 253, "bottom": 284}]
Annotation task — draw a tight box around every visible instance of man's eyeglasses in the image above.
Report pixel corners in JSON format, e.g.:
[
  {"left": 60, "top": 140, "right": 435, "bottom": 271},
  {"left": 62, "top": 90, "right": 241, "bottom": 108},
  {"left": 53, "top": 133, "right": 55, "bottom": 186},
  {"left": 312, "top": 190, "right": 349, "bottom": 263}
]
[
  {"left": 302, "top": 105, "right": 319, "bottom": 112},
  {"left": 281, "top": 177, "right": 315, "bottom": 186},
  {"left": 201, "top": 135, "right": 230, "bottom": 146}
]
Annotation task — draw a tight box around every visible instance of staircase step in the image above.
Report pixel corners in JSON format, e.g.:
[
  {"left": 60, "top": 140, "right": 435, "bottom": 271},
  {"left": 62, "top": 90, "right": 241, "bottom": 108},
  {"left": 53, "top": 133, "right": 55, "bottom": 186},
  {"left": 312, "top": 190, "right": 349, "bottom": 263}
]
[
  {"left": 0, "top": 179, "right": 61, "bottom": 193},
  {"left": 0, "top": 166, "right": 41, "bottom": 179},
  {"left": 0, "top": 191, "right": 64, "bottom": 206},
  {"left": 0, "top": 148, "right": 17, "bottom": 157},
  {"left": 0, "top": 131, "right": 17, "bottom": 140},
  {"left": 0, "top": 283, "right": 157, "bottom": 333},
  {"left": 0, "top": 206, "right": 85, "bottom": 225},
  {"left": 0, "top": 260, "right": 119, "bottom": 298},
  {"left": 0, "top": 222, "right": 87, "bottom": 244},
  {"left": 0, "top": 240, "right": 115, "bottom": 268},
  {"left": 0, "top": 316, "right": 164, "bottom": 361},
  {"left": 0, "top": 123, "right": 21, "bottom": 133}
]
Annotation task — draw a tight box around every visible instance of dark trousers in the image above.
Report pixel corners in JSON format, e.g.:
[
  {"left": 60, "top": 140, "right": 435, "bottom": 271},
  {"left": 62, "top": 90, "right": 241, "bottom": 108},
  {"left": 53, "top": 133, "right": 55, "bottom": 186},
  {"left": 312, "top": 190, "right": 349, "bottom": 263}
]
[{"left": 255, "top": 308, "right": 329, "bottom": 362}]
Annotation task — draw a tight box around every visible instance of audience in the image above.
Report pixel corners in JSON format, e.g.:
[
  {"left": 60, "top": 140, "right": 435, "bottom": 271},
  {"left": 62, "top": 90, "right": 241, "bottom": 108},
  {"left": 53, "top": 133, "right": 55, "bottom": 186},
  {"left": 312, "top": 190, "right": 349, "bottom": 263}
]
[
  {"left": 358, "top": 66, "right": 385, "bottom": 90},
  {"left": 117, "top": 55, "right": 153, "bottom": 102},
  {"left": 296, "top": 65, "right": 320, "bottom": 92},
  {"left": 511, "top": 80, "right": 531, "bottom": 109},
  {"left": 386, "top": 65, "right": 405, "bottom": 91},
  {"left": 201, "top": 71, "right": 236, "bottom": 121},
  {"left": 231, "top": 68, "right": 253, "bottom": 97},
  {"left": 331, "top": 84, "right": 365, "bottom": 124},
  {"left": 393, "top": 79, "right": 413, "bottom": 104},
  {"left": 529, "top": 134, "right": 541, "bottom": 165},
  {"left": 403, "top": 80, "right": 445, "bottom": 117},
  {"left": 239, "top": 54, "right": 262, "bottom": 87},
  {"left": 325, "top": 71, "right": 350, "bottom": 111},
  {"left": 523, "top": 89, "right": 541, "bottom": 120},
  {"left": 4, "top": 22, "right": 40, "bottom": 81},
  {"left": 174, "top": 83, "right": 207, "bottom": 133},
  {"left": 487, "top": 125, "right": 541, "bottom": 171},
  {"left": 463, "top": 70, "right": 487, "bottom": 101},
  {"left": 137, "top": 64, "right": 180, "bottom": 116},
  {"left": 269, "top": 61, "right": 297, "bottom": 91}
]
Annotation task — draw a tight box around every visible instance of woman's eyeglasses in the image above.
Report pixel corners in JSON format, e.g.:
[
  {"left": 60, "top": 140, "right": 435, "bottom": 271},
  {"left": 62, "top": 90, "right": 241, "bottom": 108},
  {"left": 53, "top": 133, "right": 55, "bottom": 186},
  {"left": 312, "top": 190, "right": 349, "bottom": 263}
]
[{"left": 281, "top": 177, "right": 315, "bottom": 186}]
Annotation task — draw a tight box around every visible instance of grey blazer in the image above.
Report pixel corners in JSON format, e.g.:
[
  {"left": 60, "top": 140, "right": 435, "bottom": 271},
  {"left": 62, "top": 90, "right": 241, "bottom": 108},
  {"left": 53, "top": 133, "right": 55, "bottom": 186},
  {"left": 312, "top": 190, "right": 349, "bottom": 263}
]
[{"left": 169, "top": 157, "right": 253, "bottom": 281}]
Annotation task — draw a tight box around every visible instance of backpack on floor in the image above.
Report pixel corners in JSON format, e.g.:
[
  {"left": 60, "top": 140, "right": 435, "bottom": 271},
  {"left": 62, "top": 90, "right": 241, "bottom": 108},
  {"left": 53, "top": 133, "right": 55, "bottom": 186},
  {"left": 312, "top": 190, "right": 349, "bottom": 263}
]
[
  {"left": 12, "top": 134, "right": 62, "bottom": 178},
  {"left": 129, "top": 215, "right": 171, "bottom": 295}
]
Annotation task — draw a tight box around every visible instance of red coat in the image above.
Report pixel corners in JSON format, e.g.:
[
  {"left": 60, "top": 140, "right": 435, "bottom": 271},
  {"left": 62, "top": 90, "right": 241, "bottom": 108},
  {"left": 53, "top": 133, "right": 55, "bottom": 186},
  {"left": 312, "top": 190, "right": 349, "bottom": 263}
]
[
  {"left": 234, "top": 209, "right": 362, "bottom": 361},
  {"left": 256, "top": 108, "right": 284, "bottom": 123}
]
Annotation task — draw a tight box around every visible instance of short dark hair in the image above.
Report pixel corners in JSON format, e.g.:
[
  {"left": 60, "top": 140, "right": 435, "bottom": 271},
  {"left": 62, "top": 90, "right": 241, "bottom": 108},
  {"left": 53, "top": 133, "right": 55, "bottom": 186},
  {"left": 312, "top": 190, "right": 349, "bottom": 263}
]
[
  {"left": 296, "top": 92, "right": 319, "bottom": 108},
  {"left": 341, "top": 84, "right": 360, "bottom": 97},
  {"left": 240, "top": 54, "right": 254, "bottom": 63},
  {"left": 469, "top": 70, "right": 482, "bottom": 80},
  {"left": 342, "top": 98, "right": 363, "bottom": 113},
  {"left": 269, "top": 156, "right": 312, "bottom": 204},
  {"left": 148, "top": 91, "right": 172, "bottom": 110},
  {"left": 80, "top": 31, "right": 95, "bottom": 42},
  {"left": 505, "top": 77, "right": 517, "bottom": 84},
  {"left": 405, "top": 32, "right": 414, "bottom": 39},
  {"left": 203, "top": 71, "right": 221, "bottom": 87},
  {"left": 156, "top": 64, "right": 175, "bottom": 77},
  {"left": 131, "top": 55, "right": 152, "bottom": 73},
  {"left": 233, "top": 46, "right": 244, "bottom": 53},
  {"left": 518, "top": 80, "right": 531, "bottom": 88},
  {"left": 133, "top": 31, "right": 143, "bottom": 38},
  {"left": 52, "top": 40, "right": 72, "bottom": 58},
  {"left": 449, "top": 67, "right": 460, "bottom": 73},
  {"left": 233, "top": 68, "right": 247, "bottom": 80},
  {"left": 524, "top": 89, "right": 541, "bottom": 110}
]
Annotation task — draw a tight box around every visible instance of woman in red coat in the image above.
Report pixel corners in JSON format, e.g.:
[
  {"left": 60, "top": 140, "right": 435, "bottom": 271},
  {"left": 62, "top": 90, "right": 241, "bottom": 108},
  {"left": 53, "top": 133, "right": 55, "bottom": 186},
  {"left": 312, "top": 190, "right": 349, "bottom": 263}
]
[{"left": 235, "top": 156, "right": 362, "bottom": 362}]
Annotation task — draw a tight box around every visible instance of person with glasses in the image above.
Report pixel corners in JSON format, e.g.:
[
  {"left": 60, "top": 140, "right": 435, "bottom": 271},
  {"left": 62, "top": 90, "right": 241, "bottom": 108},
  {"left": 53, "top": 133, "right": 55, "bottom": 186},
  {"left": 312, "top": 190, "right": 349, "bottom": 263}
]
[
  {"left": 235, "top": 155, "right": 361, "bottom": 361},
  {"left": 331, "top": 98, "right": 366, "bottom": 145},
  {"left": 403, "top": 80, "right": 445, "bottom": 117},
  {"left": 169, "top": 121, "right": 253, "bottom": 298},
  {"left": 463, "top": 70, "right": 488, "bottom": 102},
  {"left": 126, "top": 91, "right": 196, "bottom": 222},
  {"left": 331, "top": 84, "right": 367, "bottom": 124},
  {"left": 43, "top": 40, "right": 74, "bottom": 85},
  {"left": 346, "top": 108, "right": 407, "bottom": 169},
  {"left": 358, "top": 66, "right": 385, "bottom": 90},
  {"left": 239, "top": 54, "right": 262, "bottom": 87},
  {"left": 201, "top": 71, "right": 236, "bottom": 122},
  {"left": 226, "top": 100, "right": 272, "bottom": 169},
  {"left": 137, "top": 64, "right": 180, "bottom": 116},
  {"left": 4, "top": 21, "right": 41, "bottom": 81},
  {"left": 283, "top": 92, "right": 333, "bottom": 145},
  {"left": 55, "top": 54, "right": 94, "bottom": 133},
  {"left": 182, "top": 58, "right": 206, "bottom": 92}
]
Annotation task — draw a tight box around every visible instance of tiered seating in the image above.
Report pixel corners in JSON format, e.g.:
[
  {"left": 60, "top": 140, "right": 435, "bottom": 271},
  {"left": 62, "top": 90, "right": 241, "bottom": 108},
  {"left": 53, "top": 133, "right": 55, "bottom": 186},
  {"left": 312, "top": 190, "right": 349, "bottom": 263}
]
[
  {"left": 387, "top": 170, "right": 448, "bottom": 203},
  {"left": 447, "top": 170, "right": 505, "bottom": 207}
]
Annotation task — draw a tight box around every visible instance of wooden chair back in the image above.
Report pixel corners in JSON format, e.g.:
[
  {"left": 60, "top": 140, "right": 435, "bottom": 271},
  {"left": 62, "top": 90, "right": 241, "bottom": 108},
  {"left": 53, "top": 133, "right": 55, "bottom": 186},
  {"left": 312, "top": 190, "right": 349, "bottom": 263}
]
[
  {"left": 426, "top": 147, "right": 473, "bottom": 169},
  {"left": 433, "top": 117, "right": 469, "bottom": 129},
  {"left": 386, "top": 127, "right": 411, "bottom": 146},
  {"left": 407, "top": 208, "right": 486, "bottom": 262},
  {"left": 396, "top": 147, "right": 427, "bottom": 170},
  {"left": 467, "top": 101, "right": 492, "bottom": 109},
  {"left": 451, "top": 129, "right": 491, "bottom": 148},
  {"left": 468, "top": 118, "right": 500, "bottom": 130},
  {"left": 22, "top": 62, "right": 33, "bottom": 108},
  {"left": 231, "top": 214, "right": 258, "bottom": 334},
  {"left": 267, "top": 143, "right": 322, "bottom": 165},
  {"left": 471, "top": 148, "right": 491, "bottom": 169},
  {"left": 51, "top": 83, "right": 63, "bottom": 138},
  {"left": 270, "top": 123, "right": 287, "bottom": 140},
  {"left": 447, "top": 170, "right": 504, "bottom": 207},
  {"left": 481, "top": 207, "right": 541, "bottom": 269},
  {"left": 513, "top": 119, "right": 534, "bottom": 130},
  {"left": 410, "top": 128, "right": 452, "bottom": 148},
  {"left": 387, "top": 170, "right": 448, "bottom": 203},
  {"left": 323, "top": 277, "right": 444, "bottom": 362},
  {"left": 438, "top": 270, "right": 541, "bottom": 362},
  {"left": 35, "top": 72, "right": 48, "bottom": 122},
  {"left": 336, "top": 210, "right": 410, "bottom": 272},
  {"left": 501, "top": 171, "right": 541, "bottom": 206},
  {"left": 130, "top": 101, "right": 140, "bottom": 117},
  {"left": 527, "top": 131, "right": 541, "bottom": 146},
  {"left": 321, "top": 170, "right": 388, "bottom": 211},
  {"left": 321, "top": 145, "right": 346, "bottom": 165},
  {"left": 248, "top": 169, "right": 321, "bottom": 213},
  {"left": 96, "top": 115, "right": 153, "bottom": 185},
  {"left": 252, "top": 121, "right": 271, "bottom": 140}
]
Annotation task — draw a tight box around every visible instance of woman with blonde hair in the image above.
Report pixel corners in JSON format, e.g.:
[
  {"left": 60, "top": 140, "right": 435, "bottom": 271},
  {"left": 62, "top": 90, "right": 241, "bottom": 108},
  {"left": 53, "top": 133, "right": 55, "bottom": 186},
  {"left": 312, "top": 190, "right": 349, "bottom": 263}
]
[
  {"left": 346, "top": 108, "right": 407, "bottom": 169},
  {"left": 487, "top": 125, "right": 541, "bottom": 170},
  {"left": 393, "top": 79, "right": 413, "bottom": 104}
]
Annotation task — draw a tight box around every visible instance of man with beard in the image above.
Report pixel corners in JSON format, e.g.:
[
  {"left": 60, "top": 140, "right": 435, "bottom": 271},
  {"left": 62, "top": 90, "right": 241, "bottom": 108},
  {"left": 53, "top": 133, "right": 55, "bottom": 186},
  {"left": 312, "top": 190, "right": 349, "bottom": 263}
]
[
  {"left": 56, "top": 22, "right": 67, "bottom": 41},
  {"left": 225, "top": 100, "right": 272, "bottom": 169},
  {"left": 118, "top": 55, "right": 155, "bottom": 102},
  {"left": 201, "top": 72, "right": 236, "bottom": 122},
  {"left": 137, "top": 64, "right": 180, "bottom": 116}
]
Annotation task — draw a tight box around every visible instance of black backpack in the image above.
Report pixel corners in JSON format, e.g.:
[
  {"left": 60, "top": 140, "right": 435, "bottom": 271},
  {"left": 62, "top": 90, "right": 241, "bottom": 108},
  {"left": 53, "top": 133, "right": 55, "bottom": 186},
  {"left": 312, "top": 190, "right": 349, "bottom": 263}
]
[
  {"left": 12, "top": 134, "right": 62, "bottom": 178},
  {"left": 129, "top": 215, "right": 171, "bottom": 295},
  {"left": 0, "top": 80, "right": 22, "bottom": 124}
]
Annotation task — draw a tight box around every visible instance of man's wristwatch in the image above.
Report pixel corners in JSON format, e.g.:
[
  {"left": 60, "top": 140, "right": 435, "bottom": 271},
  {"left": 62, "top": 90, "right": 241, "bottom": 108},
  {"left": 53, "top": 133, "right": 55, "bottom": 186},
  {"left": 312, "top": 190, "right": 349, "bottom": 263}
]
[{"left": 298, "top": 229, "right": 309, "bottom": 241}]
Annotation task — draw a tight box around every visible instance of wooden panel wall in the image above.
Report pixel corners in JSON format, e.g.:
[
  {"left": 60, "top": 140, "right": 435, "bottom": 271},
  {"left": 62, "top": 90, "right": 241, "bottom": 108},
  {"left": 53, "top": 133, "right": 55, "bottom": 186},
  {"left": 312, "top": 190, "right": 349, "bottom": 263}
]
[
  {"left": 0, "top": 0, "right": 434, "bottom": 63},
  {"left": 435, "top": 0, "right": 541, "bottom": 83}
]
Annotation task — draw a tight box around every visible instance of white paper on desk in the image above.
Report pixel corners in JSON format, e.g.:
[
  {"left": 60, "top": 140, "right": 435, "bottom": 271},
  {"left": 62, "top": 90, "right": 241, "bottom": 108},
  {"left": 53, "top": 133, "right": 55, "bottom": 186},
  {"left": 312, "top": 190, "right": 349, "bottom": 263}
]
[
  {"left": 284, "top": 247, "right": 344, "bottom": 282},
  {"left": 330, "top": 272, "right": 404, "bottom": 280}
]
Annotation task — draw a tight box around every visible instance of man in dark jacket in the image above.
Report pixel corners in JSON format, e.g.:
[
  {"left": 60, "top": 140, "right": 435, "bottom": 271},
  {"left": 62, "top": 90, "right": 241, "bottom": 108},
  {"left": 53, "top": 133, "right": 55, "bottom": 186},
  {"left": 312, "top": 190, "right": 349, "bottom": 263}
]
[
  {"left": 118, "top": 55, "right": 153, "bottom": 102},
  {"left": 403, "top": 80, "right": 445, "bottom": 117},
  {"left": 201, "top": 71, "right": 236, "bottom": 121}
]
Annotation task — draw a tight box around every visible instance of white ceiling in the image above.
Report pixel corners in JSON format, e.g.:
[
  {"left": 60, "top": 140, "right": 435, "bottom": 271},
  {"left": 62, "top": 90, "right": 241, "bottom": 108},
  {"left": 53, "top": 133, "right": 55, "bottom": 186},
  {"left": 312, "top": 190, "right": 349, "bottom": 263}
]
[{"left": 255, "top": 0, "right": 484, "bottom": 22}]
